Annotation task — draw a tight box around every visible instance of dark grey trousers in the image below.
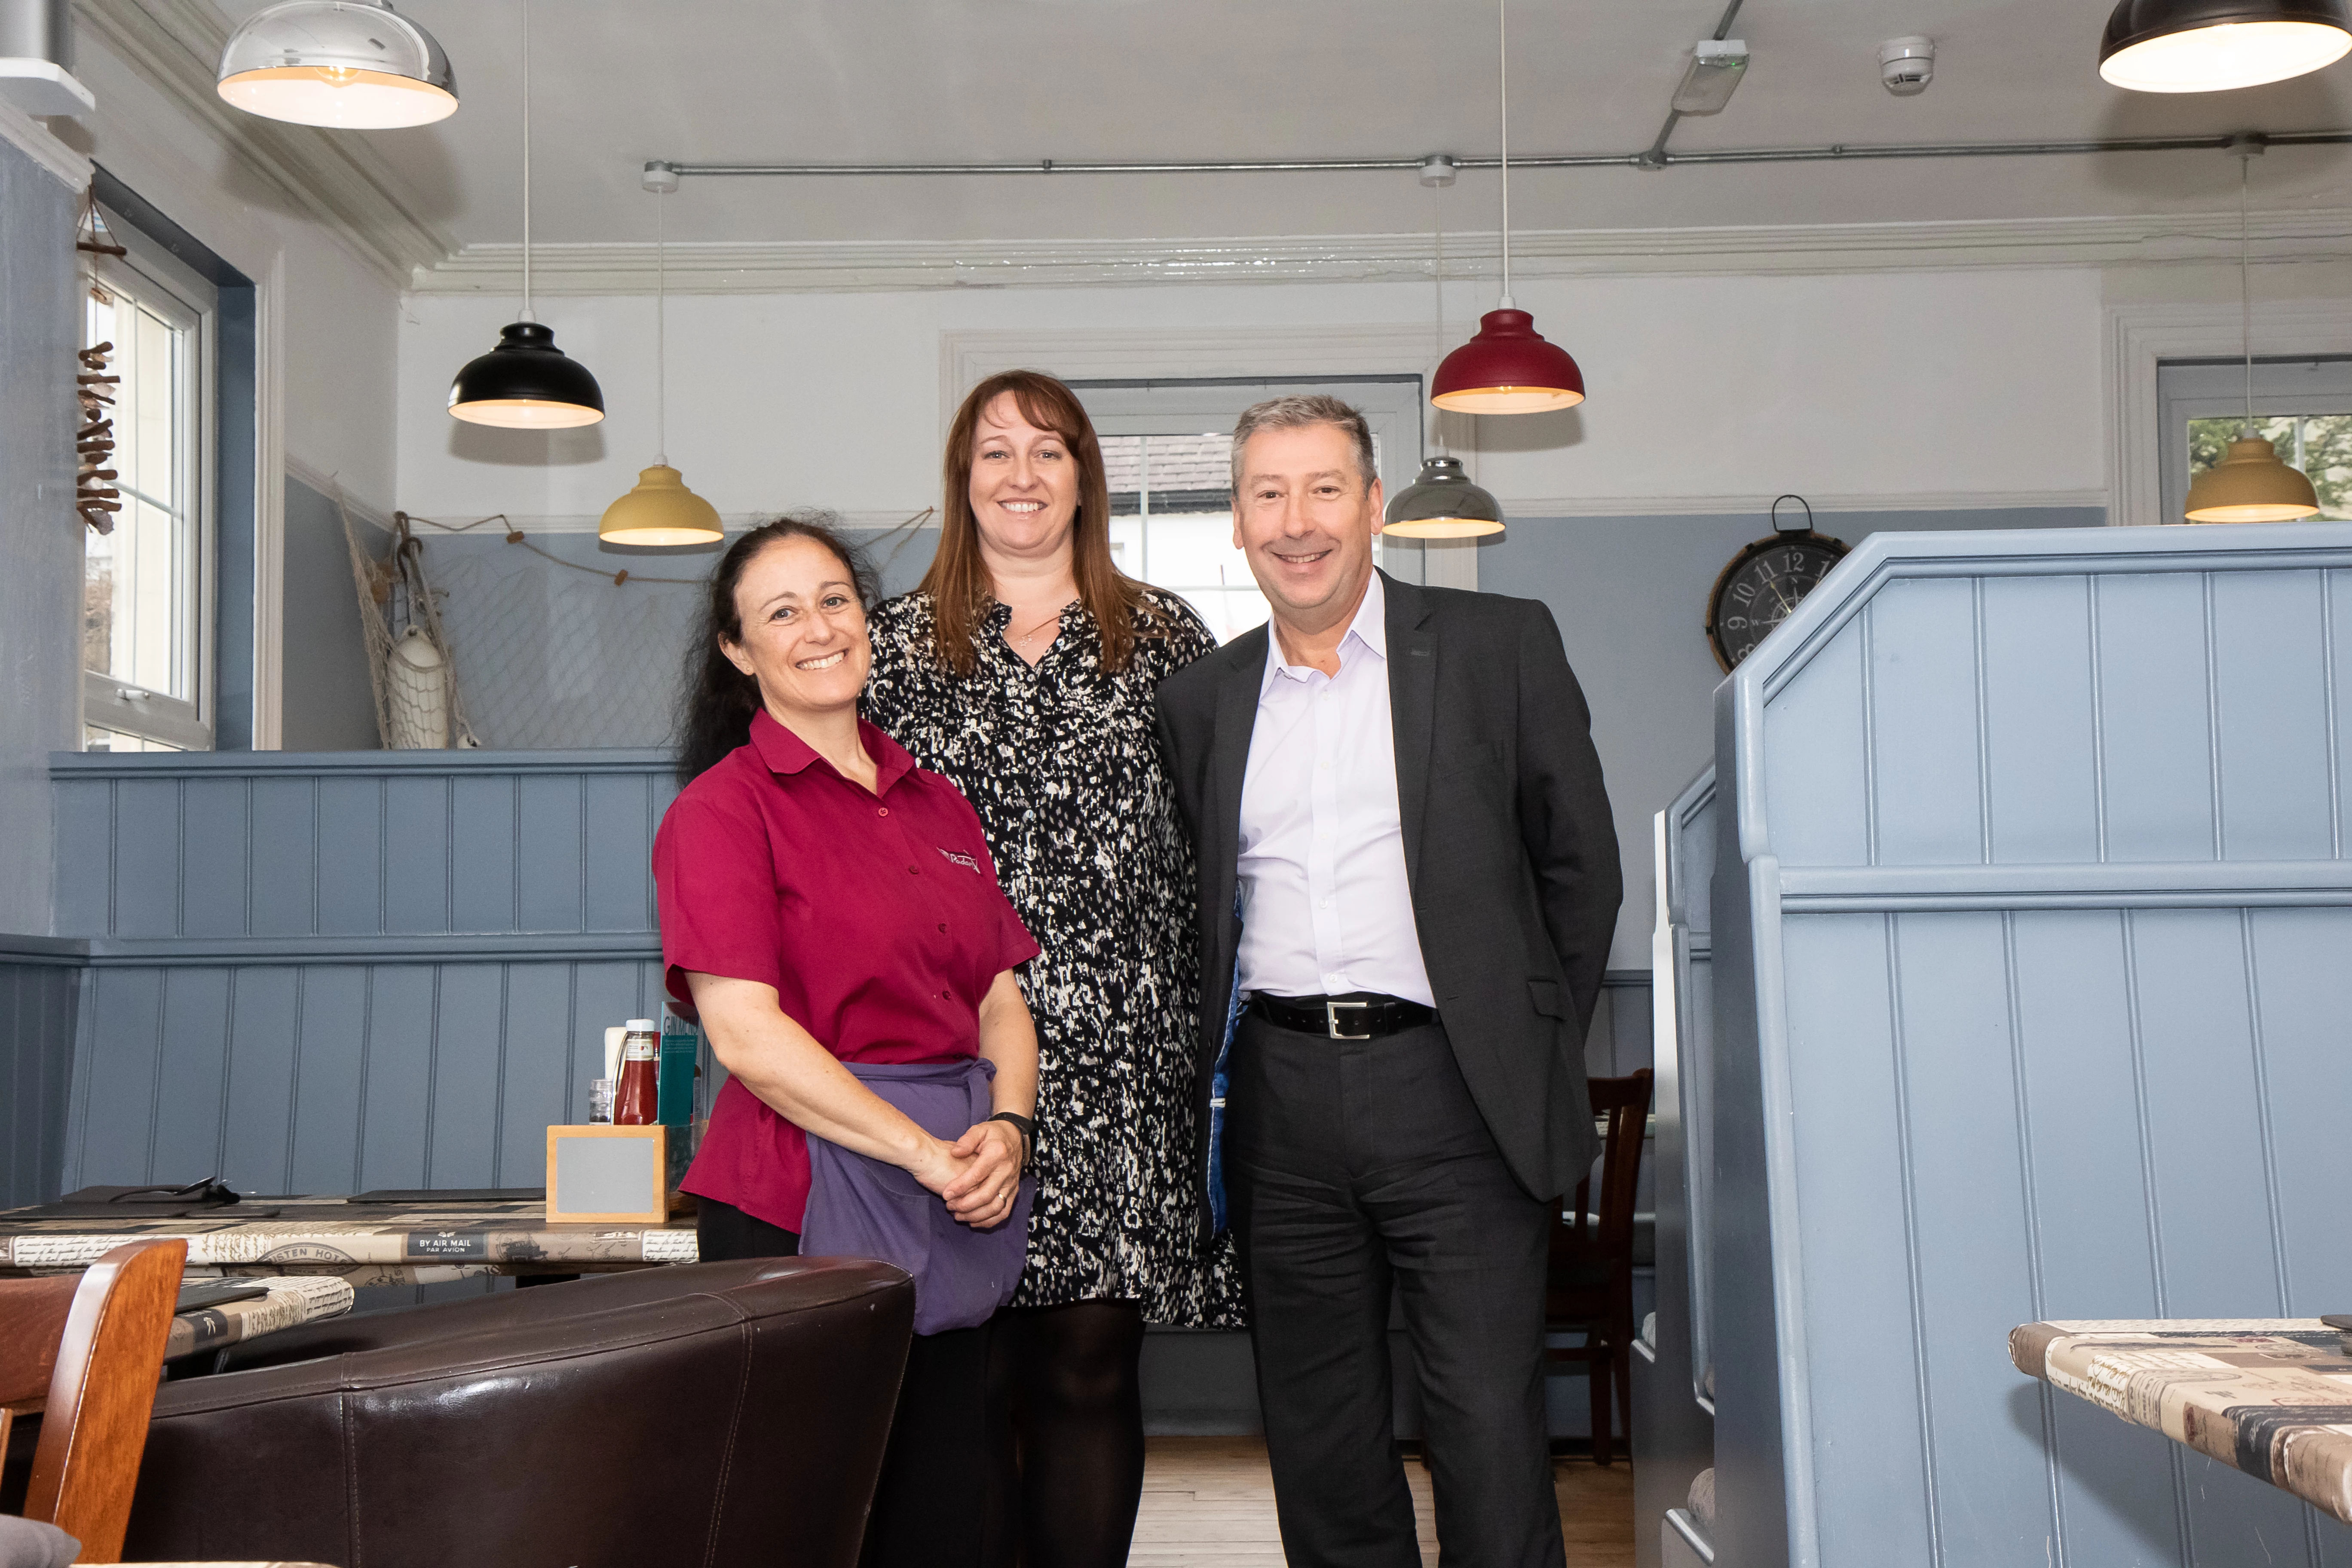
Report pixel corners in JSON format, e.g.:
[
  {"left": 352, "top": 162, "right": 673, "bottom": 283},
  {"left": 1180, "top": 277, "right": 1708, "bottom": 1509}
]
[{"left": 1227, "top": 1011, "right": 1562, "bottom": 1568}]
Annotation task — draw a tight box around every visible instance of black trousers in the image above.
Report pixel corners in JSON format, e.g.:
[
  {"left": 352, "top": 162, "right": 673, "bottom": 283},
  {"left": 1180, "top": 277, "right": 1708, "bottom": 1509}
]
[
  {"left": 697, "top": 1197, "right": 990, "bottom": 1568},
  {"left": 1227, "top": 1013, "right": 1562, "bottom": 1568}
]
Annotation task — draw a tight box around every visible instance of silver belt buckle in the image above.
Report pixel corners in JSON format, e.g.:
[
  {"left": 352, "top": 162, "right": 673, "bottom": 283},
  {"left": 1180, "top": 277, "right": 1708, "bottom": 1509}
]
[{"left": 1326, "top": 1000, "right": 1373, "bottom": 1041}]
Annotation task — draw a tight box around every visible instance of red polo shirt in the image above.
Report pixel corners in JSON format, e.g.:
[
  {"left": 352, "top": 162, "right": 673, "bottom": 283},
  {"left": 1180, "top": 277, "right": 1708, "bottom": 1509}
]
[{"left": 654, "top": 708, "right": 1039, "bottom": 1234}]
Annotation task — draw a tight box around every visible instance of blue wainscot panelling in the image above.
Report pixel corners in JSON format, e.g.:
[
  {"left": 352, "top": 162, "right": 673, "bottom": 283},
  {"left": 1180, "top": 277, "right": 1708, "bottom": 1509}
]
[
  {"left": 49, "top": 749, "right": 678, "bottom": 1197},
  {"left": 1711, "top": 524, "right": 2352, "bottom": 1568},
  {"left": 1632, "top": 769, "right": 1717, "bottom": 1568}
]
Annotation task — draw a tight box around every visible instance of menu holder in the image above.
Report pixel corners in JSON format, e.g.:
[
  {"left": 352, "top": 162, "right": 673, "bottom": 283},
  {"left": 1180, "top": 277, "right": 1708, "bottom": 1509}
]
[{"left": 545, "top": 1124, "right": 668, "bottom": 1224}]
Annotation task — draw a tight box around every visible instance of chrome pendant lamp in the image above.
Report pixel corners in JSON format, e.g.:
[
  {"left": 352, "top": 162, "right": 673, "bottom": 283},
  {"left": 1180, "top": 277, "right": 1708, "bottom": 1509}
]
[
  {"left": 217, "top": 0, "right": 457, "bottom": 128},
  {"left": 448, "top": 0, "right": 603, "bottom": 429},
  {"left": 2184, "top": 151, "right": 2320, "bottom": 522},
  {"left": 1431, "top": 0, "right": 1584, "bottom": 416},
  {"left": 1389, "top": 208, "right": 1507, "bottom": 539},
  {"left": 2100, "top": 0, "right": 2352, "bottom": 91},
  {"left": 600, "top": 175, "right": 723, "bottom": 545}
]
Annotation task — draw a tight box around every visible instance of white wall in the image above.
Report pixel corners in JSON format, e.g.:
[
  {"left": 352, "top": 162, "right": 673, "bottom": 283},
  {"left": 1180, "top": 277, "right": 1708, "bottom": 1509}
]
[{"left": 394, "top": 268, "right": 2109, "bottom": 525}]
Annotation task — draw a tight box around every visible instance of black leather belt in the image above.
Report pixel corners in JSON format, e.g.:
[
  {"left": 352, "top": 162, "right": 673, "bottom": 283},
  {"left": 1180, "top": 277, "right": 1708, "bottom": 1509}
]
[{"left": 1248, "top": 992, "right": 1436, "bottom": 1041}]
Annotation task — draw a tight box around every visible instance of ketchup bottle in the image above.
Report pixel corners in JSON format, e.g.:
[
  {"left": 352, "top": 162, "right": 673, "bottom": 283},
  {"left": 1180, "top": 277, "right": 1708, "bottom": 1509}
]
[{"left": 614, "top": 1018, "right": 661, "bottom": 1125}]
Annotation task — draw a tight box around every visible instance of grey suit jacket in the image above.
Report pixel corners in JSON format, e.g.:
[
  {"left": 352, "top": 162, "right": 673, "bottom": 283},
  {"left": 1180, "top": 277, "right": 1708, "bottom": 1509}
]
[{"left": 1154, "top": 570, "right": 1622, "bottom": 1209}]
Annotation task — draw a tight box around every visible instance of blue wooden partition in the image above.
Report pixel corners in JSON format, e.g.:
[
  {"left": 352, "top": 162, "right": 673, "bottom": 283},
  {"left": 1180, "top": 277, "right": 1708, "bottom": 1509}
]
[
  {"left": 1710, "top": 523, "right": 2352, "bottom": 1568},
  {"left": 49, "top": 749, "right": 675, "bottom": 1197},
  {"left": 1634, "top": 768, "right": 1719, "bottom": 1568}
]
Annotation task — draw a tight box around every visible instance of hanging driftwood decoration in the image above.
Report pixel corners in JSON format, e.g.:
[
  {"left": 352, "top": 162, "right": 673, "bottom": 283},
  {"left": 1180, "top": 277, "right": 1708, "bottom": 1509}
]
[{"left": 74, "top": 188, "right": 125, "bottom": 534}]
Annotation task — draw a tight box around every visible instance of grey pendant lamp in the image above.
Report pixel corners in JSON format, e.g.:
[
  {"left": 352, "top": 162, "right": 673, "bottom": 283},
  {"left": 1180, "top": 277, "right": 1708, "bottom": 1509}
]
[
  {"left": 2184, "top": 151, "right": 2320, "bottom": 522},
  {"left": 600, "top": 176, "right": 723, "bottom": 545},
  {"left": 217, "top": 0, "right": 457, "bottom": 128},
  {"left": 1388, "top": 206, "right": 1506, "bottom": 539},
  {"left": 448, "top": 0, "right": 603, "bottom": 429}
]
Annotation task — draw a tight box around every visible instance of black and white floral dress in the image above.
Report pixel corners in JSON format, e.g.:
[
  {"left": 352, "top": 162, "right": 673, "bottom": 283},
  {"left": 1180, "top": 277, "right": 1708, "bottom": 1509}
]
[{"left": 863, "top": 588, "right": 1243, "bottom": 1327}]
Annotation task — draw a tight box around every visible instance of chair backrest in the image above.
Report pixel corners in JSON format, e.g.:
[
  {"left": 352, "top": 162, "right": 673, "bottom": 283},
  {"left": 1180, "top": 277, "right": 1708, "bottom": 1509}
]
[
  {"left": 0, "top": 1238, "right": 187, "bottom": 1563},
  {"left": 1571, "top": 1069, "right": 1655, "bottom": 1261}
]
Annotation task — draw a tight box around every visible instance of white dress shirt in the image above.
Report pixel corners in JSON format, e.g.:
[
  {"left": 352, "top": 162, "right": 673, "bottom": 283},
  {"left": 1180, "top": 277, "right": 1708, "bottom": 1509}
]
[{"left": 1234, "top": 572, "right": 1436, "bottom": 1006}]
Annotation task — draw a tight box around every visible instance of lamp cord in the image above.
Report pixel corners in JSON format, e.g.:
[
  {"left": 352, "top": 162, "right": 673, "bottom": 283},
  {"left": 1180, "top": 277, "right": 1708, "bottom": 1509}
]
[
  {"left": 2240, "top": 152, "right": 2252, "bottom": 435},
  {"left": 1498, "top": 0, "right": 1512, "bottom": 308},
  {"left": 520, "top": 0, "right": 534, "bottom": 323},
  {"left": 655, "top": 190, "right": 667, "bottom": 464},
  {"left": 1433, "top": 199, "right": 1447, "bottom": 455}
]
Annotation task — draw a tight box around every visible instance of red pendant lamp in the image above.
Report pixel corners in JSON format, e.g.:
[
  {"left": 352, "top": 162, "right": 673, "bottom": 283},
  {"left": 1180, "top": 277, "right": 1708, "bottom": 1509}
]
[{"left": 1432, "top": 0, "right": 1585, "bottom": 416}]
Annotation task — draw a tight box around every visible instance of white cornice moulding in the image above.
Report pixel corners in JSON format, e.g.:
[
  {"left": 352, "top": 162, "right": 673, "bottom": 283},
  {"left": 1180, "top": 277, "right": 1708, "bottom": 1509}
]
[
  {"left": 384, "top": 509, "right": 937, "bottom": 539},
  {"left": 409, "top": 210, "right": 2352, "bottom": 297},
  {"left": 1497, "top": 489, "right": 2111, "bottom": 520},
  {"left": 0, "top": 89, "right": 92, "bottom": 185},
  {"left": 2105, "top": 299, "right": 2352, "bottom": 530},
  {"left": 73, "top": 0, "right": 451, "bottom": 283}
]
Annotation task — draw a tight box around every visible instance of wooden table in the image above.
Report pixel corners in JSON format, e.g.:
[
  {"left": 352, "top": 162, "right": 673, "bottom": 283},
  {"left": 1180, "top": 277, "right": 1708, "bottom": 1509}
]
[
  {"left": 2011, "top": 1318, "right": 2352, "bottom": 1526},
  {"left": 0, "top": 1194, "right": 700, "bottom": 1291}
]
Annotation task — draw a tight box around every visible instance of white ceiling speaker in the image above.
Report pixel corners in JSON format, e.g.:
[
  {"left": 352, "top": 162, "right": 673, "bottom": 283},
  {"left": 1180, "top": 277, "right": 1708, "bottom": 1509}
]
[
  {"left": 217, "top": 0, "right": 457, "bottom": 129},
  {"left": 1880, "top": 35, "right": 1935, "bottom": 95}
]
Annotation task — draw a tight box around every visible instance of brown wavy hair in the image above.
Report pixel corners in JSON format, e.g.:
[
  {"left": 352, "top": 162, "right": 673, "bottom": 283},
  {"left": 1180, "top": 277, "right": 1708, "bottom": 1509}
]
[{"left": 919, "top": 370, "right": 1159, "bottom": 675}]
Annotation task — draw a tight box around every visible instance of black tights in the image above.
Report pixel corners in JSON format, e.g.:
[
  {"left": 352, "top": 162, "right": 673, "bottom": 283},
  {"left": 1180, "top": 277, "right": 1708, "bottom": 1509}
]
[{"left": 986, "top": 1299, "right": 1147, "bottom": 1568}]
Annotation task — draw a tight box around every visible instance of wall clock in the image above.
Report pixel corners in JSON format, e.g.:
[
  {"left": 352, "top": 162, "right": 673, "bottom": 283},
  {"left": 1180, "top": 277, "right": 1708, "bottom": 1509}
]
[{"left": 1705, "top": 495, "right": 1850, "bottom": 672}]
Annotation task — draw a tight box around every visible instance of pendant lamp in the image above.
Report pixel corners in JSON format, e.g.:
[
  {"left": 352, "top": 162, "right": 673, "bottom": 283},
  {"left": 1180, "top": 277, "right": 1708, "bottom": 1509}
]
[
  {"left": 217, "top": 0, "right": 457, "bottom": 128},
  {"left": 600, "top": 179, "right": 723, "bottom": 545},
  {"left": 1431, "top": 0, "right": 1584, "bottom": 416},
  {"left": 2100, "top": 0, "right": 2352, "bottom": 92},
  {"left": 1389, "top": 210, "right": 1507, "bottom": 539},
  {"left": 2185, "top": 152, "right": 2320, "bottom": 522},
  {"left": 448, "top": 0, "right": 603, "bottom": 429}
]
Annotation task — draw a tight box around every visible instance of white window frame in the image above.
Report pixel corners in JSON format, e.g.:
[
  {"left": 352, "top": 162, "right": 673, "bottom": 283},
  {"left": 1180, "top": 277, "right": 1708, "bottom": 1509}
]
[
  {"left": 80, "top": 209, "right": 217, "bottom": 752},
  {"left": 2156, "top": 356, "right": 2352, "bottom": 524}
]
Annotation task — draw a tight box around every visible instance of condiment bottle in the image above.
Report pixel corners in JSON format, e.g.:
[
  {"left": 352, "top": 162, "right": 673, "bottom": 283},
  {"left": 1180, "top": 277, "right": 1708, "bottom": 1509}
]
[{"left": 613, "top": 1017, "right": 660, "bottom": 1125}]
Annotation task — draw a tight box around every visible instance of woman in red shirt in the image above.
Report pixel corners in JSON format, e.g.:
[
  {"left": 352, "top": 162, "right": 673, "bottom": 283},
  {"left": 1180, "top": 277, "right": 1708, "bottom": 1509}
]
[{"left": 656, "top": 516, "right": 1039, "bottom": 1568}]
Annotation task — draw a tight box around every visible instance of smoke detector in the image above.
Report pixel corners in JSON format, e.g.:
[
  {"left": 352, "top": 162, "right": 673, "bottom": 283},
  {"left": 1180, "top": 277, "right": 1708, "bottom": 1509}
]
[{"left": 1880, "top": 36, "right": 1934, "bottom": 96}]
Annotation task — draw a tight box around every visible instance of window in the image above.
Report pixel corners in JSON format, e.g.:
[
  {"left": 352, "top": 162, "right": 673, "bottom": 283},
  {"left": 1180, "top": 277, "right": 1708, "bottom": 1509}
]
[
  {"left": 1071, "top": 377, "right": 1426, "bottom": 643},
  {"left": 2158, "top": 357, "right": 2352, "bottom": 524},
  {"left": 81, "top": 223, "right": 215, "bottom": 751}
]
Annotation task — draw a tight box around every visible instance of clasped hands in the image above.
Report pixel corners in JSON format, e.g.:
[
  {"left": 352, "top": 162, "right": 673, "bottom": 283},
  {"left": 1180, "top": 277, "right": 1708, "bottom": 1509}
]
[{"left": 913, "top": 1118, "right": 1025, "bottom": 1229}]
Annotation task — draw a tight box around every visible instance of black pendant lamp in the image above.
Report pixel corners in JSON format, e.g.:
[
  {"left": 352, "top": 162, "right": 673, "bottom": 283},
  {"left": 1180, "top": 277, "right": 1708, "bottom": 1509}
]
[
  {"left": 448, "top": 0, "right": 603, "bottom": 429},
  {"left": 2100, "top": 0, "right": 2352, "bottom": 92}
]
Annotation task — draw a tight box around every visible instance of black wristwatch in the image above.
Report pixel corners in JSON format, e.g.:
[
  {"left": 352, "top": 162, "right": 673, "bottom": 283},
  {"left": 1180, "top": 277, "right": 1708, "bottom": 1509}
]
[{"left": 988, "top": 1111, "right": 1035, "bottom": 1167}]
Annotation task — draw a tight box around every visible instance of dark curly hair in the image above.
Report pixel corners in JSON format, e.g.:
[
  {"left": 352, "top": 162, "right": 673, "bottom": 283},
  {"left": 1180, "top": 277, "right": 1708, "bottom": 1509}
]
[{"left": 676, "top": 514, "right": 878, "bottom": 784}]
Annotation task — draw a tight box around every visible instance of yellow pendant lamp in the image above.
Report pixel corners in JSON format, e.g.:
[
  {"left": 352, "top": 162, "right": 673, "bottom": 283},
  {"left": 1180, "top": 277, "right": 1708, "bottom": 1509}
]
[
  {"left": 2185, "top": 150, "right": 2321, "bottom": 523},
  {"left": 600, "top": 169, "right": 722, "bottom": 545}
]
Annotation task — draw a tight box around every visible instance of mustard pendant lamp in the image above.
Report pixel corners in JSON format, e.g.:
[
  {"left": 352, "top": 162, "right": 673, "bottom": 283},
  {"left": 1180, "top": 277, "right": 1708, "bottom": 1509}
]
[
  {"left": 600, "top": 176, "right": 723, "bottom": 545},
  {"left": 1389, "top": 207, "right": 1507, "bottom": 539},
  {"left": 2184, "top": 152, "right": 2321, "bottom": 523},
  {"left": 1431, "top": 0, "right": 1585, "bottom": 416},
  {"left": 447, "top": 0, "right": 604, "bottom": 429}
]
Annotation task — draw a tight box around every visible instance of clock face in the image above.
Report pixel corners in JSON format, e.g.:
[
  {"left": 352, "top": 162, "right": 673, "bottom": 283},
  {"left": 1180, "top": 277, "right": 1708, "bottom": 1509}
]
[{"left": 1706, "top": 531, "right": 1850, "bottom": 671}]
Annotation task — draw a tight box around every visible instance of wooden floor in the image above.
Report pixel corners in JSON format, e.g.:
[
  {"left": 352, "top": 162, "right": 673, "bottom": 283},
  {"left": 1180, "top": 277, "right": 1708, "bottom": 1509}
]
[{"left": 1133, "top": 1438, "right": 1636, "bottom": 1568}]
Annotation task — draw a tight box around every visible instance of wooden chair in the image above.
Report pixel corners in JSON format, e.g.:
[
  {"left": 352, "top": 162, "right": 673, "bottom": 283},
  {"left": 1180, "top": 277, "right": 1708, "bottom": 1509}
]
[
  {"left": 0, "top": 1238, "right": 187, "bottom": 1563},
  {"left": 1544, "top": 1068, "right": 1652, "bottom": 1466}
]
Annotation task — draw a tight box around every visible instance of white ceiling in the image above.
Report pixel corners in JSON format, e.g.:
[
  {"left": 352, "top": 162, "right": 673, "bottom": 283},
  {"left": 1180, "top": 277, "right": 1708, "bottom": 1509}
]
[{"left": 214, "top": 0, "right": 2352, "bottom": 251}]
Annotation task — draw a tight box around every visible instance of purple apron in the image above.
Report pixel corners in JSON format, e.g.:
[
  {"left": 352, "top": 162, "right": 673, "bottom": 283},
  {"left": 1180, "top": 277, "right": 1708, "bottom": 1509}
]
[{"left": 799, "top": 1059, "right": 1033, "bottom": 1335}]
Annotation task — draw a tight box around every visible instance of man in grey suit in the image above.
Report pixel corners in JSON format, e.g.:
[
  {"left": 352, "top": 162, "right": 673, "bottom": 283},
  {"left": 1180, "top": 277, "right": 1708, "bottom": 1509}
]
[{"left": 1155, "top": 395, "right": 1621, "bottom": 1568}]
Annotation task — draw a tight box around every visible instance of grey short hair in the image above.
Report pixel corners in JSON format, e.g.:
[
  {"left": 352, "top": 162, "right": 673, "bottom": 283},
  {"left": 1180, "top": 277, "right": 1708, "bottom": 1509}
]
[{"left": 1230, "top": 395, "right": 1378, "bottom": 494}]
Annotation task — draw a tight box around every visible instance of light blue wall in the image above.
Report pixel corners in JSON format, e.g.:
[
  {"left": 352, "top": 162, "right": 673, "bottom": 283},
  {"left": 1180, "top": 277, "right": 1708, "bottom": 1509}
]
[
  {"left": 1480, "top": 507, "right": 2107, "bottom": 969},
  {"left": 1710, "top": 524, "right": 2352, "bottom": 1568},
  {"left": 1, "top": 943, "right": 82, "bottom": 1209},
  {"left": 0, "top": 141, "right": 83, "bottom": 933},
  {"left": 278, "top": 475, "right": 377, "bottom": 750}
]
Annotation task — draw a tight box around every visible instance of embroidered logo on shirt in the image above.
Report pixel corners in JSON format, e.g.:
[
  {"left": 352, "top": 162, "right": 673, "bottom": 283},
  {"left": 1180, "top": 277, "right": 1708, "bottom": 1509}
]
[{"left": 937, "top": 848, "right": 981, "bottom": 872}]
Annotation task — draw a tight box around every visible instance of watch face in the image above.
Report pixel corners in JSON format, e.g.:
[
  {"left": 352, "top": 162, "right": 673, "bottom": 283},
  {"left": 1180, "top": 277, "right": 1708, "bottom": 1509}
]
[{"left": 1707, "top": 533, "right": 1849, "bottom": 671}]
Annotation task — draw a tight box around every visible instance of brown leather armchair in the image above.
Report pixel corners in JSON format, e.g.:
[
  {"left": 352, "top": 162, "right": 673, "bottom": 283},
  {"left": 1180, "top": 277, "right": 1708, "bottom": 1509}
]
[{"left": 123, "top": 1258, "right": 913, "bottom": 1568}]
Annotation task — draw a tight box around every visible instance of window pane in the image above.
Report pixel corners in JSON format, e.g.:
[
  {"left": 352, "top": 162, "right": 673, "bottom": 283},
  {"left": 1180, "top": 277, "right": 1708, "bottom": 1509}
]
[
  {"left": 84, "top": 726, "right": 182, "bottom": 753},
  {"left": 2188, "top": 413, "right": 2352, "bottom": 519},
  {"left": 83, "top": 270, "right": 194, "bottom": 707}
]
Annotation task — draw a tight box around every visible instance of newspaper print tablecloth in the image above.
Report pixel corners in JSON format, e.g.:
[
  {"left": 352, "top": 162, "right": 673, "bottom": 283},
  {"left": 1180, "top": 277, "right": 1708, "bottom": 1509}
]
[
  {"left": 0, "top": 1196, "right": 699, "bottom": 1276},
  {"left": 166, "top": 1277, "right": 355, "bottom": 1360},
  {"left": 2011, "top": 1318, "right": 2352, "bottom": 1525}
]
